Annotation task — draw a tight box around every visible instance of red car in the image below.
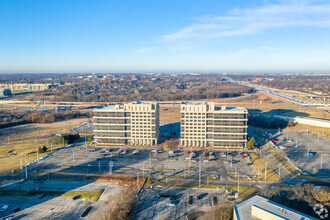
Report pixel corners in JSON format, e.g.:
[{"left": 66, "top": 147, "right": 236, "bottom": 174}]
[
  {"left": 186, "top": 151, "right": 191, "bottom": 154},
  {"left": 272, "top": 139, "right": 277, "bottom": 142}
]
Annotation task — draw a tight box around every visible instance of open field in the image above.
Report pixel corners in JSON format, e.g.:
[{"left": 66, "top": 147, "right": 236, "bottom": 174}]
[
  {"left": 0, "top": 118, "right": 89, "bottom": 173},
  {"left": 284, "top": 124, "right": 330, "bottom": 139}
]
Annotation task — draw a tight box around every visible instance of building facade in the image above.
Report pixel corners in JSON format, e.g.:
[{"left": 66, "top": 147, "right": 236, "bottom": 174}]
[
  {"left": 93, "top": 101, "right": 159, "bottom": 146},
  {"left": 0, "top": 83, "right": 54, "bottom": 92},
  {"left": 180, "top": 102, "right": 248, "bottom": 148}
]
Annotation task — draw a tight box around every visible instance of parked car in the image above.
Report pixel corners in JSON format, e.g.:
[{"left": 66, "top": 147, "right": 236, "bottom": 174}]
[
  {"left": 188, "top": 196, "right": 194, "bottom": 205},
  {"left": 0, "top": 205, "right": 8, "bottom": 212}
]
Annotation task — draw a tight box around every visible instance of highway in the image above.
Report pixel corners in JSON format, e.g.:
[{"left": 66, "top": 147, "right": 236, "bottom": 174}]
[{"left": 225, "top": 77, "right": 329, "bottom": 108}]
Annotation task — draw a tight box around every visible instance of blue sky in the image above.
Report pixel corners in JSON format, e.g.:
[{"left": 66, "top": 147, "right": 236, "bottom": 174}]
[{"left": 0, "top": 0, "right": 330, "bottom": 73}]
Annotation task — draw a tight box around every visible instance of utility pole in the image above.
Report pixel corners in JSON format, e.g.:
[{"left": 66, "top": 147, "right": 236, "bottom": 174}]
[
  {"left": 37, "top": 148, "right": 39, "bottom": 160},
  {"left": 265, "top": 163, "right": 267, "bottom": 181},
  {"left": 235, "top": 167, "right": 237, "bottom": 179},
  {"left": 199, "top": 155, "right": 201, "bottom": 188}
]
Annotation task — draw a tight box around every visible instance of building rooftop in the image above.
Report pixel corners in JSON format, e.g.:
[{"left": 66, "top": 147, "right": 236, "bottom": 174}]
[
  {"left": 181, "top": 101, "right": 210, "bottom": 105},
  {"left": 95, "top": 105, "right": 125, "bottom": 111},
  {"left": 234, "top": 195, "right": 318, "bottom": 220},
  {"left": 214, "top": 106, "right": 247, "bottom": 112},
  {"left": 127, "top": 101, "right": 158, "bottom": 105},
  {"left": 181, "top": 101, "right": 247, "bottom": 112}
]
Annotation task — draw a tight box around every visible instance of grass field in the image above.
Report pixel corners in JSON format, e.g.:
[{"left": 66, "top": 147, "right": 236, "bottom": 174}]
[
  {"left": 0, "top": 118, "right": 88, "bottom": 173},
  {"left": 160, "top": 112, "right": 180, "bottom": 122},
  {"left": 283, "top": 124, "right": 330, "bottom": 139}
]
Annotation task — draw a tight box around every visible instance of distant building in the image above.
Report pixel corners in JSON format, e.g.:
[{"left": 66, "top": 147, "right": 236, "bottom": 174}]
[
  {"left": 0, "top": 83, "right": 55, "bottom": 92},
  {"left": 93, "top": 101, "right": 159, "bottom": 146},
  {"left": 0, "top": 88, "right": 11, "bottom": 97},
  {"left": 234, "top": 195, "right": 317, "bottom": 220},
  {"left": 180, "top": 102, "right": 248, "bottom": 148}
]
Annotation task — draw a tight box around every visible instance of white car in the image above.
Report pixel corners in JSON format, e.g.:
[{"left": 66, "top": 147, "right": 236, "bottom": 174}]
[{"left": 0, "top": 205, "right": 8, "bottom": 212}]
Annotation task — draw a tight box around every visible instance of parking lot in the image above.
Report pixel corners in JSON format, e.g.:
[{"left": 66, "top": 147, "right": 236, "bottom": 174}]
[
  {"left": 133, "top": 187, "right": 232, "bottom": 220},
  {"left": 44, "top": 147, "right": 257, "bottom": 185},
  {"left": 271, "top": 129, "right": 330, "bottom": 177},
  {"left": 0, "top": 180, "right": 121, "bottom": 220}
]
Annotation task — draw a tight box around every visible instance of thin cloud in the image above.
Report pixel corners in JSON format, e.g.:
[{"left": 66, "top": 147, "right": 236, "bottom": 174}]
[
  {"left": 135, "top": 47, "right": 156, "bottom": 53},
  {"left": 215, "top": 49, "right": 254, "bottom": 58},
  {"left": 161, "top": 1, "right": 330, "bottom": 41},
  {"left": 169, "top": 45, "right": 193, "bottom": 51},
  {"left": 259, "top": 46, "right": 282, "bottom": 50}
]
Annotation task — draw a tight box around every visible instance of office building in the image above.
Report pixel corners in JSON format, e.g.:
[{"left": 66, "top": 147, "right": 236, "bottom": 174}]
[
  {"left": 180, "top": 102, "right": 248, "bottom": 148},
  {"left": 234, "top": 195, "right": 317, "bottom": 220},
  {"left": 93, "top": 101, "right": 159, "bottom": 146}
]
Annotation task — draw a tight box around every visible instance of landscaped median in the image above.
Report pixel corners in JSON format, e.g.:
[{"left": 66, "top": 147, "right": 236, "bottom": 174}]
[
  {"left": 0, "top": 189, "right": 105, "bottom": 202},
  {"left": 246, "top": 152, "right": 282, "bottom": 182},
  {"left": 146, "top": 177, "right": 258, "bottom": 200},
  {"left": 271, "top": 152, "right": 301, "bottom": 176}
]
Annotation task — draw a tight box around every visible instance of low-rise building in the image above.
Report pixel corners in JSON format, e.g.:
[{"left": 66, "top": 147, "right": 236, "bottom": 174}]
[
  {"left": 93, "top": 101, "right": 159, "bottom": 146},
  {"left": 0, "top": 83, "right": 55, "bottom": 92},
  {"left": 0, "top": 88, "right": 11, "bottom": 97},
  {"left": 234, "top": 195, "right": 318, "bottom": 220},
  {"left": 180, "top": 102, "right": 248, "bottom": 148}
]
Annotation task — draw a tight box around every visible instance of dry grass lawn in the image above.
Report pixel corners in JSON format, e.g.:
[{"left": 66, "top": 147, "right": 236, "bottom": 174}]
[{"left": 0, "top": 118, "right": 88, "bottom": 173}]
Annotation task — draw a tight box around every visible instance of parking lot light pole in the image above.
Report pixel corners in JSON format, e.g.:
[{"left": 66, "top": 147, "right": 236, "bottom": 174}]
[
  {"left": 279, "top": 164, "right": 281, "bottom": 177},
  {"left": 72, "top": 149, "right": 75, "bottom": 162},
  {"left": 237, "top": 172, "right": 240, "bottom": 197},
  {"left": 321, "top": 156, "right": 323, "bottom": 168},
  {"left": 143, "top": 163, "right": 145, "bottom": 177},
  {"left": 109, "top": 162, "right": 113, "bottom": 175},
  {"left": 199, "top": 155, "right": 201, "bottom": 188},
  {"left": 265, "top": 163, "right": 267, "bottom": 181}
]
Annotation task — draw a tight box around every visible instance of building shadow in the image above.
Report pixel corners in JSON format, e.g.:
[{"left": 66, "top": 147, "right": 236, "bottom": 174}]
[{"left": 159, "top": 122, "right": 180, "bottom": 143}]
